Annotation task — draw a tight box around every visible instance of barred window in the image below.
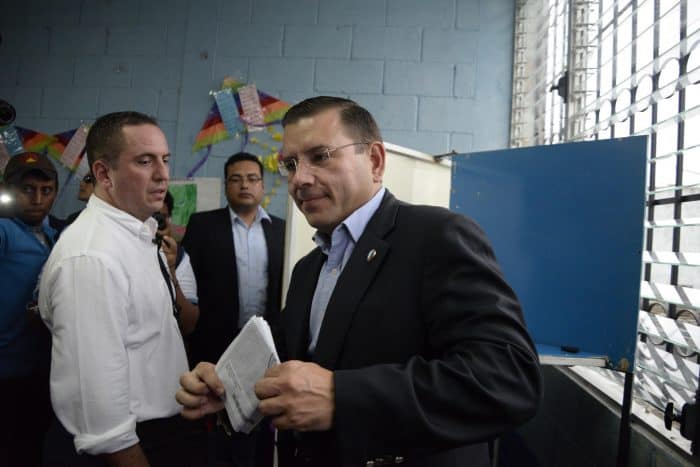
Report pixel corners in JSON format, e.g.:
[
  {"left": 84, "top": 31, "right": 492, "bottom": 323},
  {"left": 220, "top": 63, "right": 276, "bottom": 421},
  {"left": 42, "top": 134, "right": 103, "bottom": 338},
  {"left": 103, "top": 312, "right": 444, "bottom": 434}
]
[{"left": 512, "top": 0, "right": 699, "bottom": 454}]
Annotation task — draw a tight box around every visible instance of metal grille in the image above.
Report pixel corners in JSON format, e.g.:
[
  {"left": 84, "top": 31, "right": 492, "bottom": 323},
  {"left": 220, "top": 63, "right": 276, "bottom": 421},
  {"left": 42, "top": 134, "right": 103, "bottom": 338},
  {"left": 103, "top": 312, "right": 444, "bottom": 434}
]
[{"left": 512, "top": 0, "right": 700, "bottom": 442}]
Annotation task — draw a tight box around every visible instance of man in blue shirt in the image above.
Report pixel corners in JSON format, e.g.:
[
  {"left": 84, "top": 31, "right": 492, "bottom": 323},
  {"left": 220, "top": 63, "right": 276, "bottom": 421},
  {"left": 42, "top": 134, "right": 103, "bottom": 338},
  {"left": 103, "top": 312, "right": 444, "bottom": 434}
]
[{"left": 0, "top": 151, "right": 60, "bottom": 467}]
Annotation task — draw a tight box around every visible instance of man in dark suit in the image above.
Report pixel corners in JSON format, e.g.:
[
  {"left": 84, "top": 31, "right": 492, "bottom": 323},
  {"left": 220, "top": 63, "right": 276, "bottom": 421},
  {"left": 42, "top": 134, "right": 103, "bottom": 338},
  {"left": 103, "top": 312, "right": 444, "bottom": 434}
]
[
  {"left": 181, "top": 152, "right": 285, "bottom": 467},
  {"left": 177, "top": 97, "right": 541, "bottom": 467}
]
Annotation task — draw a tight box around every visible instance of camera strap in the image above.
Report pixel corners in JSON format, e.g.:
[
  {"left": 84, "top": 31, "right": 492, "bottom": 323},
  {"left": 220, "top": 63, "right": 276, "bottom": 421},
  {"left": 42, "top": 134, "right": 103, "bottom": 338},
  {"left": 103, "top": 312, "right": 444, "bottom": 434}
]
[{"left": 156, "top": 248, "right": 181, "bottom": 322}]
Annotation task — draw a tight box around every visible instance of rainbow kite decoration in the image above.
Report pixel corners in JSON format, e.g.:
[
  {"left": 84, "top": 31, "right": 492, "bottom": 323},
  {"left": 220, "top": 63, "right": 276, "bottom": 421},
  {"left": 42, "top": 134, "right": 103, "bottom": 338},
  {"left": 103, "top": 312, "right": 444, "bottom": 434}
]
[
  {"left": 12, "top": 126, "right": 88, "bottom": 173},
  {"left": 192, "top": 104, "right": 230, "bottom": 153},
  {"left": 14, "top": 127, "right": 56, "bottom": 155},
  {"left": 47, "top": 128, "right": 78, "bottom": 160},
  {"left": 191, "top": 78, "right": 291, "bottom": 153}
]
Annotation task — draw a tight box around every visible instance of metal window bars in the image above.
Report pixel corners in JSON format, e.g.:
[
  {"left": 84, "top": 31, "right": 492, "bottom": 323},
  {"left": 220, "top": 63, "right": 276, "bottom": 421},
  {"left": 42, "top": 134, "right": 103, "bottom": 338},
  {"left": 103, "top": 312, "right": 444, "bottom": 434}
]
[{"left": 511, "top": 0, "right": 700, "bottom": 456}]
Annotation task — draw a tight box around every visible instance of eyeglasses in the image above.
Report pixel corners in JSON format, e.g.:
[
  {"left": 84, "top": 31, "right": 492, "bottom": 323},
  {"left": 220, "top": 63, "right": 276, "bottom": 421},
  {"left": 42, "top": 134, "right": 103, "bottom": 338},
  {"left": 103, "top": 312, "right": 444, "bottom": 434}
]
[
  {"left": 277, "top": 142, "right": 368, "bottom": 177},
  {"left": 226, "top": 175, "right": 262, "bottom": 185},
  {"left": 81, "top": 174, "right": 94, "bottom": 184}
]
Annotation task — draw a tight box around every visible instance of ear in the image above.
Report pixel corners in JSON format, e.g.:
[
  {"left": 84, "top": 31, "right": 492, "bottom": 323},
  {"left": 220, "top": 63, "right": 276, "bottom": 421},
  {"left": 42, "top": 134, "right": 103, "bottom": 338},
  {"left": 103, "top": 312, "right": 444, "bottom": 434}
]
[
  {"left": 368, "top": 142, "right": 386, "bottom": 183},
  {"left": 92, "top": 159, "right": 112, "bottom": 187}
]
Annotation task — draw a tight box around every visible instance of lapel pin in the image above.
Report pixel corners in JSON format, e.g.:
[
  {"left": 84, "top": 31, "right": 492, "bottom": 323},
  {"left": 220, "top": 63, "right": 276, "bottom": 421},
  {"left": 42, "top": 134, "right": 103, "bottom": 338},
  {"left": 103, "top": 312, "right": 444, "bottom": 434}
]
[{"left": 367, "top": 249, "right": 377, "bottom": 262}]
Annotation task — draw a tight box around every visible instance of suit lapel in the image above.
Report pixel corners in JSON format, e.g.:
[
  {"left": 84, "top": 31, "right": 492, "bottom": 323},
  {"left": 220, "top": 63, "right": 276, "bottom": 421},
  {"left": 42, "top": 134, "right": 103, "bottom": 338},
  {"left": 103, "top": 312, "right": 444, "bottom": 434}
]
[
  {"left": 262, "top": 218, "right": 282, "bottom": 291},
  {"left": 262, "top": 218, "right": 282, "bottom": 327},
  {"left": 216, "top": 208, "right": 237, "bottom": 273},
  {"left": 311, "top": 191, "right": 400, "bottom": 369}
]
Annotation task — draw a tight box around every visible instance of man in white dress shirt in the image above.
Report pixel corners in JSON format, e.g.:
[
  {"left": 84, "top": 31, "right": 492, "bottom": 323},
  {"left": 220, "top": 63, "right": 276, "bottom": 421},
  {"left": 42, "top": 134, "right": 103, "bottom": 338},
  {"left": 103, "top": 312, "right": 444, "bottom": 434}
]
[{"left": 39, "top": 111, "right": 203, "bottom": 467}]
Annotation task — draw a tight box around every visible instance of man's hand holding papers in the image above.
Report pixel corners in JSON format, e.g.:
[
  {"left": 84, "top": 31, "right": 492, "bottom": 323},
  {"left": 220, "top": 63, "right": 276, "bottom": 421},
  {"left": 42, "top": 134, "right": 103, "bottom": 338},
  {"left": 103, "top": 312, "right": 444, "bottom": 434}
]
[
  {"left": 255, "top": 360, "right": 335, "bottom": 432},
  {"left": 177, "top": 317, "right": 334, "bottom": 433},
  {"left": 213, "top": 316, "right": 280, "bottom": 433},
  {"left": 177, "top": 317, "right": 279, "bottom": 430},
  {"left": 177, "top": 363, "right": 225, "bottom": 419}
]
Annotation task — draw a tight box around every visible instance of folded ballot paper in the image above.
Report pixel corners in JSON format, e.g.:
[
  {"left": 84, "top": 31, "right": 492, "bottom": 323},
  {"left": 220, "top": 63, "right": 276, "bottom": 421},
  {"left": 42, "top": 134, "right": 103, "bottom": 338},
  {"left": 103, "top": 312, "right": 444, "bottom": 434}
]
[{"left": 215, "top": 316, "right": 280, "bottom": 433}]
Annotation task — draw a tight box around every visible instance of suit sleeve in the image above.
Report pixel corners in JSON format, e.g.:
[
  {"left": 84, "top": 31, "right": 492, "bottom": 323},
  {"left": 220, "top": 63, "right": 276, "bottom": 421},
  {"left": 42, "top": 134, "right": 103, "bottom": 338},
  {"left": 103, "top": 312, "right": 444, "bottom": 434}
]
[{"left": 332, "top": 213, "right": 542, "bottom": 458}]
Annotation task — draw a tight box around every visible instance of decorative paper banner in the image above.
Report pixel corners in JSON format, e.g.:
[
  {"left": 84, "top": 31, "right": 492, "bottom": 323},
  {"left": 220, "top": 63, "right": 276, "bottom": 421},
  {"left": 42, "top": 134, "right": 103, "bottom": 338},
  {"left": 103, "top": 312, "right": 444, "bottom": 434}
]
[
  {"left": 60, "top": 124, "right": 89, "bottom": 169},
  {"left": 221, "top": 77, "right": 289, "bottom": 124},
  {"left": 0, "top": 125, "right": 25, "bottom": 156},
  {"left": 238, "top": 84, "right": 265, "bottom": 131},
  {"left": 212, "top": 89, "right": 241, "bottom": 137}
]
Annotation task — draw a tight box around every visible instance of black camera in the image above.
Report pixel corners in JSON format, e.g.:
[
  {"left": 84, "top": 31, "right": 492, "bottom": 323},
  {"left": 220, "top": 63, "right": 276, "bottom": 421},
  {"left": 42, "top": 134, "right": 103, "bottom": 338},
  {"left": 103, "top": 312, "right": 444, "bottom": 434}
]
[
  {"left": 0, "top": 99, "right": 16, "bottom": 126},
  {"left": 152, "top": 211, "right": 167, "bottom": 231},
  {"left": 151, "top": 212, "right": 167, "bottom": 246}
]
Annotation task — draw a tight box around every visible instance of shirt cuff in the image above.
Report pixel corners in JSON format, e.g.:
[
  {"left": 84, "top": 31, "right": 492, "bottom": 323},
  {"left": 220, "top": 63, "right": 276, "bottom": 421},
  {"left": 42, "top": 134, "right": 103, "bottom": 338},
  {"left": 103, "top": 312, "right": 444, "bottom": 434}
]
[{"left": 74, "top": 416, "right": 139, "bottom": 455}]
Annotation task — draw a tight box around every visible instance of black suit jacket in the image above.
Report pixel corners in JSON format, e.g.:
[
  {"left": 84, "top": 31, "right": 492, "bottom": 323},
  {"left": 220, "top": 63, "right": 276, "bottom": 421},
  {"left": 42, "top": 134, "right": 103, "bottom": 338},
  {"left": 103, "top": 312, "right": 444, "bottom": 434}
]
[
  {"left": 183, "top": 207, "right": 285, "bottom": 364},
  {"left": 277, "top": 191, "right": 542, "bottom": 467}
]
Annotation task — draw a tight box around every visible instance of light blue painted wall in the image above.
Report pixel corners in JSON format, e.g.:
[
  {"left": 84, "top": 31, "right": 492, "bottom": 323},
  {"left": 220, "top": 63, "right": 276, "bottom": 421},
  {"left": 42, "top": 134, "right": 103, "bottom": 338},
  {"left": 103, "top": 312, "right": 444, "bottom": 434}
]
[{"left": 0, "top": 0, "right": 515, "bottom": 217}]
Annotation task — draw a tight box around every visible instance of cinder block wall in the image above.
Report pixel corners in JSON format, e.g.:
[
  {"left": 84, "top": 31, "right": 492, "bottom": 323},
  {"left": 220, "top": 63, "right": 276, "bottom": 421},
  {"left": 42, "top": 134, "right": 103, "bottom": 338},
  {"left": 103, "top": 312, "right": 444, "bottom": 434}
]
[{"left": 0, "top": 0, "right": 515, "bottom": 217}]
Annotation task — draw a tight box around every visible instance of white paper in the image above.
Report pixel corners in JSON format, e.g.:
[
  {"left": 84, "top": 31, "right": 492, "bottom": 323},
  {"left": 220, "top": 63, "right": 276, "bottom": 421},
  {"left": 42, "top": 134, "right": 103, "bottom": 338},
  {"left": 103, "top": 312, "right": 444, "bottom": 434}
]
[{"left": 215, "top": 316, "right": 280, "bottom": 433}]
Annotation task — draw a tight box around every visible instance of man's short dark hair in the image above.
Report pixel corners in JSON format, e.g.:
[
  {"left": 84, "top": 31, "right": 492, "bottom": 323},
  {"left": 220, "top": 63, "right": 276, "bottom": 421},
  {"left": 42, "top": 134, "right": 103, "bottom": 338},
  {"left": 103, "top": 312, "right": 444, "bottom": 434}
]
[
  {"left": 163, "top": 191, "right": 174, "bottom": 216},
  {"left": 86, "top": 111, "right": 159, "bottom": 170},
  {"left": 224, "top": 152, "right": 264, "bottom": 180},
  {"left": 282, "top": 96, "right": 382, "bottom": 144}
]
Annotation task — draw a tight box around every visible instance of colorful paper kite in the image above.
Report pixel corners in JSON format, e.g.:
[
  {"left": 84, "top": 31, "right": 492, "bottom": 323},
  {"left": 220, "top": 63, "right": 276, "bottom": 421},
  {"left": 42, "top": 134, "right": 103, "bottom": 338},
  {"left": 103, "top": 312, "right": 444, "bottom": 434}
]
[
  {"left": 47, "top": 128, "right": 78, "bottom": 160},
  {"left": 191, "top": 78, "right": 291, "bottom": 153},
  {"left": 14, "top": 127, "right": 56, "bottom": 155}
]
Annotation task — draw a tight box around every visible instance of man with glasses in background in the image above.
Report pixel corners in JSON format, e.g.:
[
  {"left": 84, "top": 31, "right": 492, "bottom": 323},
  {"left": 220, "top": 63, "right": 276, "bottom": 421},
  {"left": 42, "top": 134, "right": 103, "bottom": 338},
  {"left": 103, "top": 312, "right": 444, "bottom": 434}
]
[
  {"left": 178, "top": 97, "right": 542, "bottom": 467},
  {"left": 182, "top": 152, "right": 285, "bottom": 467},
  {"left": 65, "top": 172, "right": 94, "bottom": 225}
]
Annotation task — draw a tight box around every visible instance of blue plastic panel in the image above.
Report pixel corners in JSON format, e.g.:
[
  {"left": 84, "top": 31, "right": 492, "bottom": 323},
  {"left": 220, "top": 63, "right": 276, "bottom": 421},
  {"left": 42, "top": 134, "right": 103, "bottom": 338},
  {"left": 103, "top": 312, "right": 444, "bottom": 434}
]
[{"left": 450, "top": 136, "right": 648, "bottom": 371}]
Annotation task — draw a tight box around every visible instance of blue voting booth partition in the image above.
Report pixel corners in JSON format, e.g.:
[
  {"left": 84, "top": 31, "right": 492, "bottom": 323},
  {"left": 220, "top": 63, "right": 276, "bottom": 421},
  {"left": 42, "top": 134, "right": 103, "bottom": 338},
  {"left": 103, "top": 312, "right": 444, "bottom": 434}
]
[{"left": 450, "top": 136, "right": 648, "bottom": 372}]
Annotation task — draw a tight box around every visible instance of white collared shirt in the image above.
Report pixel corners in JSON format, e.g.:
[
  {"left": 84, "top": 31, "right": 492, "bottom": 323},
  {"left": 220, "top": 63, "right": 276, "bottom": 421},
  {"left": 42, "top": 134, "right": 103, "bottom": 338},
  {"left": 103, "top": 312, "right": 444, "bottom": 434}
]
[
  {"left": 39, "top": 196, "right": 188, "bottom": 455},
  {"left": 176, "top": 251, "right": 197, "bottom": 303}
]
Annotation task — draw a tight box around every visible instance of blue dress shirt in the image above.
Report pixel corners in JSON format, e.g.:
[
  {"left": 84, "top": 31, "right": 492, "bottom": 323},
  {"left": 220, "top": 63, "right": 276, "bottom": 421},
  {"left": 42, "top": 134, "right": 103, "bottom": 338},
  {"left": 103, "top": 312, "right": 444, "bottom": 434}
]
[
  {"left": 230, "top": 206, "right": 271, "bottom": 329},
  {"left": 308, "top": 187, "right": 386, "bottom": 354}
]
